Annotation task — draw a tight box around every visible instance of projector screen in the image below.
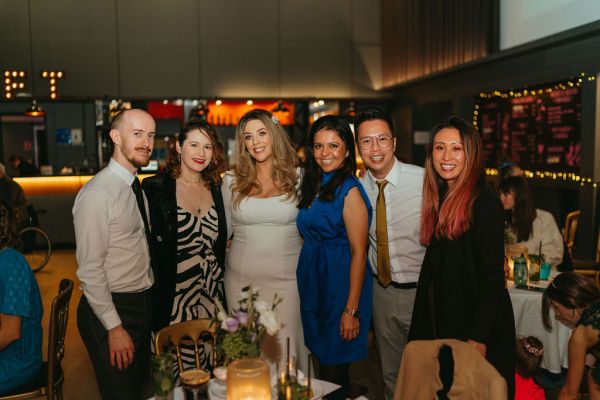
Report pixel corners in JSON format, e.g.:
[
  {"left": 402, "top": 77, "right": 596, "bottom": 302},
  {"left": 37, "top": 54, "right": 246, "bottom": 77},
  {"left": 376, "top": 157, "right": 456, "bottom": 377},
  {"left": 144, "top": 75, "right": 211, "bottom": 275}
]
[{"left": 500, "top": 0, "right": 600, "bottom": 50}]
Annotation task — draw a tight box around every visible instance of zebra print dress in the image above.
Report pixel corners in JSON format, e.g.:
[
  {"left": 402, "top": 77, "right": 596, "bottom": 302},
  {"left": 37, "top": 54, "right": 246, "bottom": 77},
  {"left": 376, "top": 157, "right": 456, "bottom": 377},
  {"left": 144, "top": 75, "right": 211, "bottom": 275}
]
[{"left": 171, "top": 204, "right": 225, "bottom": 371}]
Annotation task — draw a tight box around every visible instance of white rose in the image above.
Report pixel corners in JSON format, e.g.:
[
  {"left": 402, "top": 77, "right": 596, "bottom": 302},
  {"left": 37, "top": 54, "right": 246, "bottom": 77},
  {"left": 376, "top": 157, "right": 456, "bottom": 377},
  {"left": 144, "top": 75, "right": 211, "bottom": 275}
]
[
  {"left": 259, "top": 310, "right": 282, "bottom": 336},
  {"left": 254, "top": 300, "right": 269, "bottom": 313},
  {"left": 238, "top": 290, "right": 249, "bottom": 300},
  {"left": 217, "top": 310, "right": 228, "bottom": 322}
]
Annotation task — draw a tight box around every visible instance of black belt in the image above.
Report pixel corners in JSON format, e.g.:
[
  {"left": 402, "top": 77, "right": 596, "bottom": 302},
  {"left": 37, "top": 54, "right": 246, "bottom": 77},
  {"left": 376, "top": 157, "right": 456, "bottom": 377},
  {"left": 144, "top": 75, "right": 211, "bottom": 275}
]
[{"left": 388, "top": 281, "right": 417, "bottom": 289}]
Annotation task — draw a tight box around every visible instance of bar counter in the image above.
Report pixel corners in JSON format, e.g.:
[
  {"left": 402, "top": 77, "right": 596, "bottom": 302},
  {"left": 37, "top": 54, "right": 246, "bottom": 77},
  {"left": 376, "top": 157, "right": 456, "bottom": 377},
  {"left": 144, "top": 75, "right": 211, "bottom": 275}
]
[{"left": 15, "top": 175, "right": 152, "bottom": 245}]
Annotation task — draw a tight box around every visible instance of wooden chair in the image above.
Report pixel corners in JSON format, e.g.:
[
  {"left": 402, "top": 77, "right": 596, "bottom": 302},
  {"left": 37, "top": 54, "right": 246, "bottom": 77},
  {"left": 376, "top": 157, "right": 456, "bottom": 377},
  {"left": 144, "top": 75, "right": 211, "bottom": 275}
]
[
  {"left": 155, "top": 319, "right": 218, "bottom": 372},
  {"left": 573, "top": 232, "right": 600, "bottom": 285},
  {"left": 0, "top": 279, "right": 74, "bottom": 400},
  {"left": 562, "top": 210, "right": 581, "bottom": 256}
]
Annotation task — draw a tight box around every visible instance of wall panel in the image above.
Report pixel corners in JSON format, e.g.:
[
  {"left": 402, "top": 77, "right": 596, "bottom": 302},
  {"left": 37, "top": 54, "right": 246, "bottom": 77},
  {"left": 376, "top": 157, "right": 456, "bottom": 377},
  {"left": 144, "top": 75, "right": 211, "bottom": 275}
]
[
  {"left": 281, "top": 44, "right": 352, "bottom": 98},
  {"left": 199, "top": 0, "right": 278, "bottom": 97},
  {"left": 382, "top": 0, "right": 493, "bottom": 88},
  {"left": 1, "top": 0, "right": 383, "bottom": 99},
  {"left": 117, "top": 0, "right": 200, "bottom": 98},
  {"left": 30, "top": 0, "right": 119, "bottom": 98},
  {"left": 0, "top": 1, "right": 30, "bottom": 70}
]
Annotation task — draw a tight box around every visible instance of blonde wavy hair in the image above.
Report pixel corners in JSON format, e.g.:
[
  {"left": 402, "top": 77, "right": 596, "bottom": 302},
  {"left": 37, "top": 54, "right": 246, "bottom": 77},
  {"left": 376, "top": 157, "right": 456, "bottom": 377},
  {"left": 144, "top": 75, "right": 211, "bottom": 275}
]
[{"left": 230, "top": 109, "right": 299, "bottom": 208}]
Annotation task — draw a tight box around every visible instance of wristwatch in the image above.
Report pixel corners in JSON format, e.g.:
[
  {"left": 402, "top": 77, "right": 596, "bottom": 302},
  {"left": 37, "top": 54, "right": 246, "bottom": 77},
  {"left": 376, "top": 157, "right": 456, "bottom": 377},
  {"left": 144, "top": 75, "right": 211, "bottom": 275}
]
[{"left": 343, "top": 307, "right": 360, "bottom": 319}]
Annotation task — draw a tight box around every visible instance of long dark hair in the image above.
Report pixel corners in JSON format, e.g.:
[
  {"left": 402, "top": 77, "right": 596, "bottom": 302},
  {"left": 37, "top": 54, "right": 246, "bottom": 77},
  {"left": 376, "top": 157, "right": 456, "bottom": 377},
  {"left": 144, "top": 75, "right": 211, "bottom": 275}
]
[
  {"left": 499, "top": 176, "right": 536, "bottom": 242},
  {"left": 0, "top": 200, "right": 19, "bottom": 249},
  {"left": 420, "top": 116, "right": 485, "bottom": 245},
  {"left": 542, "top": 272, "right": 600, "bottom": 329},
  {"left": 298, "top": 115, "right": 356, "bottom": 209},
  {"left": 166, "top": 119, "right": 226, "bottom": 187}
]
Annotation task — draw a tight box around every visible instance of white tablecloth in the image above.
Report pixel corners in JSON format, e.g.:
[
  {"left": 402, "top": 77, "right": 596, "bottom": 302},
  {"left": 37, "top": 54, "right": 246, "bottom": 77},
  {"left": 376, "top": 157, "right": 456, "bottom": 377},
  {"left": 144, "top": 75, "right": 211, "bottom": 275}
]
[
  {"left": 148, "top": 378, "right": 340, "bottom": 400},
  {"left": 508, "top": 281, "right": 572, "bottom": 373}
]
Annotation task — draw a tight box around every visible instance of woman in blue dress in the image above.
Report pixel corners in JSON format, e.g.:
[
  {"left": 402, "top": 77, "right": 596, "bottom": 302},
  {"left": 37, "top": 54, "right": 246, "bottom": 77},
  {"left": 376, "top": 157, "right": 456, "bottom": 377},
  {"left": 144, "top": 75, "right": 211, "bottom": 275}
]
[
  {"left": 0, "top": 200, "right": 43, "bottom": 394},
  {"left": 297, "top": 115, "right": 372, "bottom": 399}
]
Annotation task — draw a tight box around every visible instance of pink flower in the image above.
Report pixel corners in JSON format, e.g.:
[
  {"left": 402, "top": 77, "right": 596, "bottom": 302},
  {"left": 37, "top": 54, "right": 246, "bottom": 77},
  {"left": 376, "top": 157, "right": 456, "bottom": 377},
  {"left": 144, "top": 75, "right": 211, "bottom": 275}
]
[
  {"left": 235, "top": 311, "right": 249, "bottom": 325},
  {"left": 221, "top": 318, "right": 239, "bottom": 332}
]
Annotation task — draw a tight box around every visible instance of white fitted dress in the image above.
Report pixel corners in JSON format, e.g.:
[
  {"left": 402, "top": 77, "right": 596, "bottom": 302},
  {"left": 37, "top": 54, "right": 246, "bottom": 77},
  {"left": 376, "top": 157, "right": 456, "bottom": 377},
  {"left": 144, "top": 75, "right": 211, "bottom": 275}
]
[{"left": 222, "top": 171, "right": 308, "bottom": 372}]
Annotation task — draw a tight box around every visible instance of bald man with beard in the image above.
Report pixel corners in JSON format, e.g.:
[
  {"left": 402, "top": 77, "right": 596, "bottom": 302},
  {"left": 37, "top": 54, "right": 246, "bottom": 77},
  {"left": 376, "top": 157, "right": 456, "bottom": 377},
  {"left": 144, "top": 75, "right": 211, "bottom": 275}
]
[{"left": 73, "top": 109, "right": 156, "bottom": 399}]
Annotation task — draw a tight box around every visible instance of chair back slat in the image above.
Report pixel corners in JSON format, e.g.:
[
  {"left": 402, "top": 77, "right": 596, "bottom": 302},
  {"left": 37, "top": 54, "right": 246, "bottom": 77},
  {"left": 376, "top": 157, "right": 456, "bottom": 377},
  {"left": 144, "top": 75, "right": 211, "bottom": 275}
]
[
  {"left": 46, "top": 279, "right": 73, "bottom": 399},
  {"left": 596, "top": 231, "right": 600, "bottom": 263},
  {"left": 155, "top": 319, "right": 218, "bottom": 372},
  {"left": 563, "top": 210, "right": 581, "bottom": 256}
]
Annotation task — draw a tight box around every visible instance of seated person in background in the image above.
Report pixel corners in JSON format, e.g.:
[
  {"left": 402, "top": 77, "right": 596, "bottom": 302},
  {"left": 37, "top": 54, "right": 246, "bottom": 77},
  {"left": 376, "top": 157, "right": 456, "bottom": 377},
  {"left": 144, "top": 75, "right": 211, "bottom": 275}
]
[
  {"left": 0, "top": 200, "right": 43, "bottom": 394},
  {"left": 542, "top": 272, "right": 600, "bottom": 400},
  {"left": 499, "top": 176, "right": 564, "bottom": 267},
  {"left": 8, "top": 155, "right": 37, "bottom": 177},
  {"left": 0, "top": 162, "right": 28, "bottom": 227},
  {"left": 515, "top": 336, "right": 545, "bottom": 400},
  {"left": 498, "top": 159, "right": 523, "bottom": 180}
]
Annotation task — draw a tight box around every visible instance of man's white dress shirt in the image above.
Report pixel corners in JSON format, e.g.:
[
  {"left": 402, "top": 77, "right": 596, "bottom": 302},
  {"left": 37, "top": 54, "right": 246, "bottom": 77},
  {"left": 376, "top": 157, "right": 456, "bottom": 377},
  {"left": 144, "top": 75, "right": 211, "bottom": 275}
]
[
  {"left": 73, "top": 159, "right": 154, "bottom": 330},
  {"left": 360, "top": 159, "right": 426, "bottom": 284}
]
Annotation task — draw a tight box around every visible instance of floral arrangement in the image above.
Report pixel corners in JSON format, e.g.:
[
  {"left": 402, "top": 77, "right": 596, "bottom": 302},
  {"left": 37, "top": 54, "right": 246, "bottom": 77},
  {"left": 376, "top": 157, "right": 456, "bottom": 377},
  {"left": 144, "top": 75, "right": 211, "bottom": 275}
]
[{"left": 214, "top": 286, "right": 283, "bottom": 364}]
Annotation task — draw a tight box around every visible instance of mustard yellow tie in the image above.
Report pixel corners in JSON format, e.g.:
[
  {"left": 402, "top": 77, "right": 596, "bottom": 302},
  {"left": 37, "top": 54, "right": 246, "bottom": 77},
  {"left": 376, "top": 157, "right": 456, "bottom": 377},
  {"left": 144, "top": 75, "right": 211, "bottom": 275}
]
[{"left": 376, "top": 180, "right": 392, "bottom": 287}]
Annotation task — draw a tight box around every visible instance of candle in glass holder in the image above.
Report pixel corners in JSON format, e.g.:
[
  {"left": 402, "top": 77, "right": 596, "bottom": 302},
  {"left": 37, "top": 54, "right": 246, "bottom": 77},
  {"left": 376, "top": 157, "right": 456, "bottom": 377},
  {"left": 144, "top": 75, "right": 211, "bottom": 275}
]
[{"left": 227, "top": 358, "right": 271, "bottom": 400}]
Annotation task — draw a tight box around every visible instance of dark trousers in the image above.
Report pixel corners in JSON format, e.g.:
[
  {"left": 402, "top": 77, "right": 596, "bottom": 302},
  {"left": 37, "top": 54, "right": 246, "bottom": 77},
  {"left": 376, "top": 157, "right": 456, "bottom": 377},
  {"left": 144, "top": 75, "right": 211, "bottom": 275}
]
[{"left": 77, "top": 291, "right": 152, "bottom": 400}]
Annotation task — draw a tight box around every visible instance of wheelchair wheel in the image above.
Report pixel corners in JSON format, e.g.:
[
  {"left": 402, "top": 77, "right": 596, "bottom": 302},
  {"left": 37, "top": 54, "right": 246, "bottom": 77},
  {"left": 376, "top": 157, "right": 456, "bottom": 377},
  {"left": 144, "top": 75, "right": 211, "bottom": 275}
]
[{"left": 18, "top": 226, "right": 52, "bottom": 272}]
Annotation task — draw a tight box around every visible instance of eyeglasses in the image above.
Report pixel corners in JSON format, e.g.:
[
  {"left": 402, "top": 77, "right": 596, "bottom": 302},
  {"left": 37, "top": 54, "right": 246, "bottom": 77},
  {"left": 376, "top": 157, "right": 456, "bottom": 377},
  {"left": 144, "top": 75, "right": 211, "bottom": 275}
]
[{"left": 358, "top": 135, "right": 393, "bottom": 150}]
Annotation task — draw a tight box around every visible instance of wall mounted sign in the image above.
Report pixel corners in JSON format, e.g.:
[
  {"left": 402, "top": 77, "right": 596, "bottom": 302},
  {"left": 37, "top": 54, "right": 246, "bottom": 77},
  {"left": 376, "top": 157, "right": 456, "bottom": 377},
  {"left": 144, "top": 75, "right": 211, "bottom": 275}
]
[
  {"left": 477, "top": 85, "right": 581, "bottom": 172},
  {"left": 3, "top": 69, "right": 65, "bottom": 100}
]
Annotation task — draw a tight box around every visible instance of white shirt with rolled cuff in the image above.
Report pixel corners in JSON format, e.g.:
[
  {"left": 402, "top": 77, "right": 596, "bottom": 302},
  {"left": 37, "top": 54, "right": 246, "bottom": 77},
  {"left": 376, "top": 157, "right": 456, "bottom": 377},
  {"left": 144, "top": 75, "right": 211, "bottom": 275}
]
[
  {"left": 73, "top": 158, "right": 154, "bottom": 330},
  {"left": 360, "top": 159, "right": 426, "bottom": 284}
]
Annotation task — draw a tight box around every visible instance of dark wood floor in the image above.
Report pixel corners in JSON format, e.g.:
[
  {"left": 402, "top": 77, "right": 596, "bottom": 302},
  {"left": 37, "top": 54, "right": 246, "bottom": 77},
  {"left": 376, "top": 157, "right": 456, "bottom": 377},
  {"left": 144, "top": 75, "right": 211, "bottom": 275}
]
[{"left": 35, "top": 250, "right": 384, "bottom": 400}]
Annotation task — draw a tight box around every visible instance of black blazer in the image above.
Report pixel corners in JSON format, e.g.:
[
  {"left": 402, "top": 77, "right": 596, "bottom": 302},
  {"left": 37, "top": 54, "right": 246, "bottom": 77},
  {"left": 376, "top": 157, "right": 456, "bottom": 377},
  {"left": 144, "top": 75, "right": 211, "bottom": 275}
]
[
  {"left": 409, "top": 184, "right": 516, "bottom": 398},
  {"left": 142, "top": 172, "right": 228, "bottom": 331}
]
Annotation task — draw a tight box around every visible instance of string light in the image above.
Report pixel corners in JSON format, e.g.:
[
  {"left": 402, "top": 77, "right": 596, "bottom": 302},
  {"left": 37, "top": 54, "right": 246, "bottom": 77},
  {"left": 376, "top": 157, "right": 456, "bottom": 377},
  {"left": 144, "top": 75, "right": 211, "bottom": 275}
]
[
  {"left": 486, "top": 168, "right": 598, "bottom": 187},
  {"left": 476, "top": 72, "right": 594, "bottom": 101},
  {"left": 476, "top": 73, "right": 593, "bottom": 184}
]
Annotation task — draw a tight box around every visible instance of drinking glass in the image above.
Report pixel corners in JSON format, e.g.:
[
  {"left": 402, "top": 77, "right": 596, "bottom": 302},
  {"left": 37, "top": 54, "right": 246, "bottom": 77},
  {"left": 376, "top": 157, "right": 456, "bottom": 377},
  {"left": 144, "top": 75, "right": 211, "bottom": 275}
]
[
  {"left": 528, "top": 255, "right": 541, "bottom": 283},
  {"left": 540, "top": 262, "right": 551, "bottom": 280},
  {"left": 179, "top": 368, "right": 210, "bottom": 400}
]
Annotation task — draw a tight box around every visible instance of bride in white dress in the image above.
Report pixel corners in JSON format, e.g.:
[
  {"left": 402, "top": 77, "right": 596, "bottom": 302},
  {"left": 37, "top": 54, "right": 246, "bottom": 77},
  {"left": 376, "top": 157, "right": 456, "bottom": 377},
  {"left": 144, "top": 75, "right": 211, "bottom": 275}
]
[{"left": 222, "top": 109, "right": 309, "bottom": 372}]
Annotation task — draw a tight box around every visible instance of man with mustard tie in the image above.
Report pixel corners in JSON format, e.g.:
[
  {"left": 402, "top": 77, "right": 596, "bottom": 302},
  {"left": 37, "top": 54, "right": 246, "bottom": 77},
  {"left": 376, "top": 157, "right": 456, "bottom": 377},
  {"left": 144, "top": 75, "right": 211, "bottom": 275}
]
[
  {"left": 356, "top": 107, "right": 426, "bottom": 400},
  {"left": 73, "top": 109, "right": 156, "bottom": 400}
]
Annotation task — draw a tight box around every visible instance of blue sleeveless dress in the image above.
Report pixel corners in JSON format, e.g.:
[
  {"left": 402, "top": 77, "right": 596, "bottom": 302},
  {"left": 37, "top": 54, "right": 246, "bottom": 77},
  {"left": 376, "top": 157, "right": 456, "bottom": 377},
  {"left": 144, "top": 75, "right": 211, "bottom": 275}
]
[{"left": 296, "top": 173, "right": 373, "bottom": 364}]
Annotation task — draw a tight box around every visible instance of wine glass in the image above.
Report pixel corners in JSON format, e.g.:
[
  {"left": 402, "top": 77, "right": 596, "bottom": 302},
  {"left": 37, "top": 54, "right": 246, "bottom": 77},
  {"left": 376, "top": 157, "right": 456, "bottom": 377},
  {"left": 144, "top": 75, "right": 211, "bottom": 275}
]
[{"left": 179, "top": 368, "right": 210, "bottom": 400}]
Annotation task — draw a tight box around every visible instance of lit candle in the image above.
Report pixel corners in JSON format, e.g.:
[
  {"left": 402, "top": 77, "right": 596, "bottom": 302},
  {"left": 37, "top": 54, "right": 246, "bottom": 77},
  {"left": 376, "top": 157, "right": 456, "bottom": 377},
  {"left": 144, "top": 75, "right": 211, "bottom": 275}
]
[
  {"left": 227, "top": 358, "right": 271, "bottom": 400},
  {"left": 286, "top": 337, "right": 290, "bottom": 379}
]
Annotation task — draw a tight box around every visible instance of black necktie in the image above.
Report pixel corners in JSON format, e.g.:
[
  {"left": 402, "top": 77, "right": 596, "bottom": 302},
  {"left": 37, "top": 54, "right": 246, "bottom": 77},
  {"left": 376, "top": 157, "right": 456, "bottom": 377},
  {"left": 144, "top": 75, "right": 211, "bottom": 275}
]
[{"left": 131, "top": 177, "right": 151, "bottom": 245}]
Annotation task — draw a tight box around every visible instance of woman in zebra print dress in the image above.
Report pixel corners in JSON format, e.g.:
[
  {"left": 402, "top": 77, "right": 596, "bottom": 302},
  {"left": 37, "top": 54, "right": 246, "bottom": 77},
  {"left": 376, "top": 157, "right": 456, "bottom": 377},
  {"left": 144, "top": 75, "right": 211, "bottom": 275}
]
[{"left": 143, "top": 120, "right": 228, "bottom": 371}]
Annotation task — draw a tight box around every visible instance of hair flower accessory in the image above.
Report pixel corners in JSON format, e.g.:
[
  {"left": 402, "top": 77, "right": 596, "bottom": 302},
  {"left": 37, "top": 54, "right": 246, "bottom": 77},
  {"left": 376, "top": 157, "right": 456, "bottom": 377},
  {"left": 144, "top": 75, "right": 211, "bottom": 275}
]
[
  {"left": 271, "top": 115, "right": 280, "bottom": 126},
  {"left": 524, "top": 341, "right": 544, "bottom": 357}
]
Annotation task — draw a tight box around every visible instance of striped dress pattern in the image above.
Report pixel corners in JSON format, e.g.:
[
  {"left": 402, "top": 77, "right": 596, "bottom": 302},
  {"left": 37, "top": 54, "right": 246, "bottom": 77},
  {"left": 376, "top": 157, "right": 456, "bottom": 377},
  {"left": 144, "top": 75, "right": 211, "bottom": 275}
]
[{"left": 171, "top": 204, "right": 224, "bottom": 372}]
